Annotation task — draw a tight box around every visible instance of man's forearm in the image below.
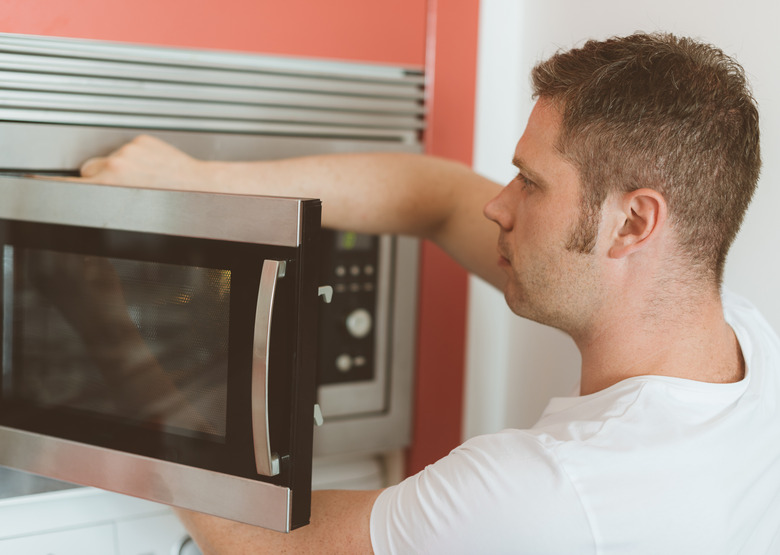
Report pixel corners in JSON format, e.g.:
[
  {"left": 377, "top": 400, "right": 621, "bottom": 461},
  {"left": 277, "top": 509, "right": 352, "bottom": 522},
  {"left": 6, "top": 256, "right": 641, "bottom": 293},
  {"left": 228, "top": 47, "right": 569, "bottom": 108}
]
[
  {"left": 176, "top": 489, "right": 380, "bottom": 554},
  {"left": 205, "top": 153, "right": 484, "bottom": 237},
  {"left": 204, "top": 153, "right": 503, "bottom": 284}
]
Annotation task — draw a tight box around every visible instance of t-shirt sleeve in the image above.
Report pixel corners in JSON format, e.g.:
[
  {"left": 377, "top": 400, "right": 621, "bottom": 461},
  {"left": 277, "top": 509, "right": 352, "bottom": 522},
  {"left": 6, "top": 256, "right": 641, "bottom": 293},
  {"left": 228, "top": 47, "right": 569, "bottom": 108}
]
[{"left": 369, "top": 430, "right": 594, "bottom": 554}]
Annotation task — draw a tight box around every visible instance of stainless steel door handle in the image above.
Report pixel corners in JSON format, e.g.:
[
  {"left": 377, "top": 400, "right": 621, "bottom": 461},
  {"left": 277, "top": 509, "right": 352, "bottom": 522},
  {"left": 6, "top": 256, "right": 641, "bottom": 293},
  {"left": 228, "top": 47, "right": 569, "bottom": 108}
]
[{"left": 251, "top": 259, "right": 286, "bottom": 477}]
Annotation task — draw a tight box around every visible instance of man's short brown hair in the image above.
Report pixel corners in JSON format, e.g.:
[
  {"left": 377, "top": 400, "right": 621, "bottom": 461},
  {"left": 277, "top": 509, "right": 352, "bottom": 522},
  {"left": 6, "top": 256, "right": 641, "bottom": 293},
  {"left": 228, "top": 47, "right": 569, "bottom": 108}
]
[{"left": 532, "top": 32, "right": 761, "bottom": 283}]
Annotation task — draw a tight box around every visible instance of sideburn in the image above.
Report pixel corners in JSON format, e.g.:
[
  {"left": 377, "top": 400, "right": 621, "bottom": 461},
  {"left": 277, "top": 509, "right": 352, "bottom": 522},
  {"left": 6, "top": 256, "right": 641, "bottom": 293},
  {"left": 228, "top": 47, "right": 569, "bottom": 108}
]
[{"left": 565, "top": 192, "right": 603, "bottom": 254}]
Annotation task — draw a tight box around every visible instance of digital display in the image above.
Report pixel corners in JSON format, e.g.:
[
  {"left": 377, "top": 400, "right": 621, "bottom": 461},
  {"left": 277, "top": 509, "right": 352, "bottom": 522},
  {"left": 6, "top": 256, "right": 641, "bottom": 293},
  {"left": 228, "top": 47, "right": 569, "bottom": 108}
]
[{"left": 335, "top": 231, "right": 373, "bottom": 251}]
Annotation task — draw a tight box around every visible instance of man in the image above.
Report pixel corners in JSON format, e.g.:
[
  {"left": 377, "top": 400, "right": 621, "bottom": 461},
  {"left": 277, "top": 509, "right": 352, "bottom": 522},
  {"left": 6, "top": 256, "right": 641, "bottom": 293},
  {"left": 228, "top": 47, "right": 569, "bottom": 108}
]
[{"left": 80, "top": 33, "right": 779, "bottom": 553}]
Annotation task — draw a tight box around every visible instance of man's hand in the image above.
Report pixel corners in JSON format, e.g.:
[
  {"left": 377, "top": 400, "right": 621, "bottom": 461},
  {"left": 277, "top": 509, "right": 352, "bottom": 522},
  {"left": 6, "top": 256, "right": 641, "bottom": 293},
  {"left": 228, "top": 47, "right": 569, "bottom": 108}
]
[{"left": 80, "top": 135, "right": 211, "bottom": 191}]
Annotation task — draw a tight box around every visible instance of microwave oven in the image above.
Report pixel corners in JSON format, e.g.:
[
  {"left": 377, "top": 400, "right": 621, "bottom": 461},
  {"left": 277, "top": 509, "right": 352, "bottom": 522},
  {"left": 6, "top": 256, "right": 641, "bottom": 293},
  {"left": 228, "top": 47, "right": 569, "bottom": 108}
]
[
  {"left": 0, "top": 33, "right": 424, "bottom": 533},
  {"left": 0, "top": 177, "right": 321, "bottom": 532}
]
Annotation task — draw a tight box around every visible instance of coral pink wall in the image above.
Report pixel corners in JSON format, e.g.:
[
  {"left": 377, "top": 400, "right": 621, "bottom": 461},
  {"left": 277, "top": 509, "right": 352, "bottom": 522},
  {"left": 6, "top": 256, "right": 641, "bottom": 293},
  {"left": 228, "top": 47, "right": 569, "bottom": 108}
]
[
  {"left": 0, "top": 0, "right": 427, "bottom": 65},
  {"left": 407, "top": 0, "right": 478, "bottom": 475}
]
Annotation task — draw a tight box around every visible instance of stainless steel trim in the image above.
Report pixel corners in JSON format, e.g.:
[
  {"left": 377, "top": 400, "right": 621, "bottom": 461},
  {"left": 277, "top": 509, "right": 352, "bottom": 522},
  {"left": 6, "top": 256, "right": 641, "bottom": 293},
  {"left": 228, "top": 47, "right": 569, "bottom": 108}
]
[
  {"left": 0, "top": 70, "right": 425, "bottom": 115},
  {"left": 1, "top": 246, "right": 13, "bottom": 395},
  {"left": 0, "top": 175, "right": 305, "bottom": 247},
  {"left": 0, "top": 52, "right": 422, "bottom": 99},
  {"left": 0, "top": 123, "right": 421, "bottom": 172},
  {"left": 0, "top": 425, "right": 293, "bottom": 532},
  {"left": 0, "top": 90, "right": 424, "bottom": 130},
  {"left": 0, "top": 32, "right": 424, "bottom": 83},
  {"left": 0, "top": 109, "right": 420, "bottom": 142},
  {"left": 252, "top": 259, "right": 283, "bottom": 477}
]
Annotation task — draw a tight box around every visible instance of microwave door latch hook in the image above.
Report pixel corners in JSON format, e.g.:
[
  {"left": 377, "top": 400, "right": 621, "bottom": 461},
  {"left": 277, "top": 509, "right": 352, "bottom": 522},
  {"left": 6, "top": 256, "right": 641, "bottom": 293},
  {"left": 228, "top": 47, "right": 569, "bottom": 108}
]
[{"left": 318, "top": 286, "right": 333, "bottom": 304}]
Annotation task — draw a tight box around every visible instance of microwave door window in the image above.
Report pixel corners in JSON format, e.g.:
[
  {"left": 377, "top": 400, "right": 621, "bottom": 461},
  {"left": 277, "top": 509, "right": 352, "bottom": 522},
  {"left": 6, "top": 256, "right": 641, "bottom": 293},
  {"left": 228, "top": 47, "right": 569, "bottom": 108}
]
[{"left": 4, "top": 246, "right": 229, "bottom": 442}]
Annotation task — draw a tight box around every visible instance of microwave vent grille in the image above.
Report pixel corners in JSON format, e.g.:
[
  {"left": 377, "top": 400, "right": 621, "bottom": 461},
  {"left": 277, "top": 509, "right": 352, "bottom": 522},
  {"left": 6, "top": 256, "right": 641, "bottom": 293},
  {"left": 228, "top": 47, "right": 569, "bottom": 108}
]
[{"left": 0, "top": 33, "right": 424, "bottom": 142}]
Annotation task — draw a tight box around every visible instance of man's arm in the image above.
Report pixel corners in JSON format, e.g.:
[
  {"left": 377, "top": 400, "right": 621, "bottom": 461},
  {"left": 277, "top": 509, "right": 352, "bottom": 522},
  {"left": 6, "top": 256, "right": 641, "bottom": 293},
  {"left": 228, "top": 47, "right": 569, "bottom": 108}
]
[
  {"left": 79, "top": 136, "right": 505, "bottom": 551},
  {"left": 177, "top": 489, "right": 381, "bottom": 554},
  {"left": 79, "top": 135, "right": 505, "bottom": 289}
]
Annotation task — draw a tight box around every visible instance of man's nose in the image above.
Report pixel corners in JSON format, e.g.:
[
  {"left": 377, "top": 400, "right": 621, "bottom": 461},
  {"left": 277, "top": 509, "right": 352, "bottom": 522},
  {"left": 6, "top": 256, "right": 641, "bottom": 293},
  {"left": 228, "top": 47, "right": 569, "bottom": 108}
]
[{"left": 484, "top": 185, "right": 514, "bottom": 230}]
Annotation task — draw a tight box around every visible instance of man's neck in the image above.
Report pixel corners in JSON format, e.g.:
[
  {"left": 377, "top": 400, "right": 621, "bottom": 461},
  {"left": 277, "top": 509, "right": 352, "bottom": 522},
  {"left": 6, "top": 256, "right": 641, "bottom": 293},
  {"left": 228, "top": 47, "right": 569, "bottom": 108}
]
[{"left": 575, "top": 288, "right": 745, "bottom": 396}]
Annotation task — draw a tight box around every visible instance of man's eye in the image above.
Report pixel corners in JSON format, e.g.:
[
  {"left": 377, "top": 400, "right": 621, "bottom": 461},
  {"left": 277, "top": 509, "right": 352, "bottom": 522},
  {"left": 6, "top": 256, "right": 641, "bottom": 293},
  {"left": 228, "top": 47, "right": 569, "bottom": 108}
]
[{"left": 516, "top": 173, "right": 534, "bottom": 190}]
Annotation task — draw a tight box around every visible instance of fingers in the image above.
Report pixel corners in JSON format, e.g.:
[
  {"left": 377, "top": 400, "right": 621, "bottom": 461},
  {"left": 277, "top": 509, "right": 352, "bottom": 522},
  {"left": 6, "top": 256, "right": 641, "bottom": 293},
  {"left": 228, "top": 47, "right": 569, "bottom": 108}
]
[
  {"left": 80, "top": 156, "right": 108, "bottom": 178},
  {"left": 78, "top": 136, "right": 147, "bottom": 182},
  {"left": 80, "top": 135, "right": 155, "bottom": 179},
  {"left": 72, "top": 134, "right": 200, "bottom": 189}
]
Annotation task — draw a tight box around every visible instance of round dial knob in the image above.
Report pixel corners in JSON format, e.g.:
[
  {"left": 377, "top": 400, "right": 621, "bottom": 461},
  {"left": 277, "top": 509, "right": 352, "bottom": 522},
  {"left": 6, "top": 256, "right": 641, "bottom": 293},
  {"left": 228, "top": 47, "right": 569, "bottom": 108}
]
[{"left": 345, "top": 308, "right": 373, "bottom": 339}]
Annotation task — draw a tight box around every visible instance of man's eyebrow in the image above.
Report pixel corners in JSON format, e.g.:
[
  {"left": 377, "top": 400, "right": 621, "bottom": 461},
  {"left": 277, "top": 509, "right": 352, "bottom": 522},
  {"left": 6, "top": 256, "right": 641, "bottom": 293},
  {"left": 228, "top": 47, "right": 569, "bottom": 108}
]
[{"left": 511, "top": 156, "right": 548, "bottom": 189}]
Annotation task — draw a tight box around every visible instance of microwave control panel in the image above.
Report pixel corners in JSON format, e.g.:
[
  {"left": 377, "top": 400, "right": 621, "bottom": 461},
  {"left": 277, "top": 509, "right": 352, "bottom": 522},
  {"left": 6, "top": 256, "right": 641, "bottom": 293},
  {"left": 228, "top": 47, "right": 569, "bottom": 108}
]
[{"left": 318, "top": 230, "right": 380, "bottom": 385}]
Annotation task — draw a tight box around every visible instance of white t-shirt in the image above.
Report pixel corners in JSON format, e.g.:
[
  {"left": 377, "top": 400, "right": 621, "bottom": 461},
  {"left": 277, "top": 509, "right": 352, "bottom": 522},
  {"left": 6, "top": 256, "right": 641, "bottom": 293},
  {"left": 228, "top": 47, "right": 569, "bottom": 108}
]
[{"left": 370, "top": 290, "right": 780, "bottom": 554}]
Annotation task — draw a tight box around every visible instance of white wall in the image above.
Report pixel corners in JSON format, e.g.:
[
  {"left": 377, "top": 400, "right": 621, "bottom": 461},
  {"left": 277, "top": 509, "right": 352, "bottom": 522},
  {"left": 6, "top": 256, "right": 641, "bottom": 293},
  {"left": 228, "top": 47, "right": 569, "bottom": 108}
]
[{"left": 465, "top": 0, "right": 780, "bottom": 439}]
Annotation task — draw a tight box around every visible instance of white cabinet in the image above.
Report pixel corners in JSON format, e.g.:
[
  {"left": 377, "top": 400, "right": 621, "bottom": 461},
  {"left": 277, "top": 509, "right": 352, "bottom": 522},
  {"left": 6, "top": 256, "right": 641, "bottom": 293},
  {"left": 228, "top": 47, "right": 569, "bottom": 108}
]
[
  {"left": 0, "top": 486, "right": 189, "bottom": 555},
  {"left": 0, "top": 524, "right": 114, "bottom": 555},
  {"left": 116, "top": 513, "right": 190, "bottom": 555}
]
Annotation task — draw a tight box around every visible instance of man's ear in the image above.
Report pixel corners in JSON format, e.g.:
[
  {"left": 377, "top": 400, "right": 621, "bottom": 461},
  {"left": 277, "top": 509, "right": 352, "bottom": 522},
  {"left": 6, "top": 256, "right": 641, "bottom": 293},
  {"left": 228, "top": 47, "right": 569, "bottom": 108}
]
[{"left": 607, "top": 188, "right": 667, "bottom": 259}]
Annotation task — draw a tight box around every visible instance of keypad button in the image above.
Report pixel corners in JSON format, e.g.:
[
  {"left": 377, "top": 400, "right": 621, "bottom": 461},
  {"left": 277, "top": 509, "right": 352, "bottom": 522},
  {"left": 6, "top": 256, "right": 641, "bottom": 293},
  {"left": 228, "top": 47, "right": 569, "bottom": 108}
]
[{"left": 335, "top": 354, "right": 352, "bottom": 372}]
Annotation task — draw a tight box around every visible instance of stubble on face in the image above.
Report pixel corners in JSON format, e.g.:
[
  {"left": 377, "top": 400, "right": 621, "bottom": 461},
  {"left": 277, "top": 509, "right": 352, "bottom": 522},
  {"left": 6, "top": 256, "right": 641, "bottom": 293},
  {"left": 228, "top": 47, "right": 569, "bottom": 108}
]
[{"left": 502, "top": 226, "right": 604, "bottom": 339}]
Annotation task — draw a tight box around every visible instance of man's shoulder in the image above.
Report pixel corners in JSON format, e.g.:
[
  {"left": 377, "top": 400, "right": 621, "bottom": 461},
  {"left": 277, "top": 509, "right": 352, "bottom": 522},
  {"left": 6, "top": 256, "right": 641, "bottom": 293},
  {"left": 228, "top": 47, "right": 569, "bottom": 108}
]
[
  {"left": 722, "top": 287, "right": 780, "bottom": 367},
  {"left": 370, "top": 428, "right": 595, "bottom": 553}
]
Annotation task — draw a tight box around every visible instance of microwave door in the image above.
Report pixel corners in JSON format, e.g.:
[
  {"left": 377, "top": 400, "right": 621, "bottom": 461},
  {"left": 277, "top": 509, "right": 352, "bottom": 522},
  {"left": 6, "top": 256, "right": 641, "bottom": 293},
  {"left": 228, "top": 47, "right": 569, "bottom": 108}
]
[{"left": 0, "top": 175, "right": 321, "bottom": 532}]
